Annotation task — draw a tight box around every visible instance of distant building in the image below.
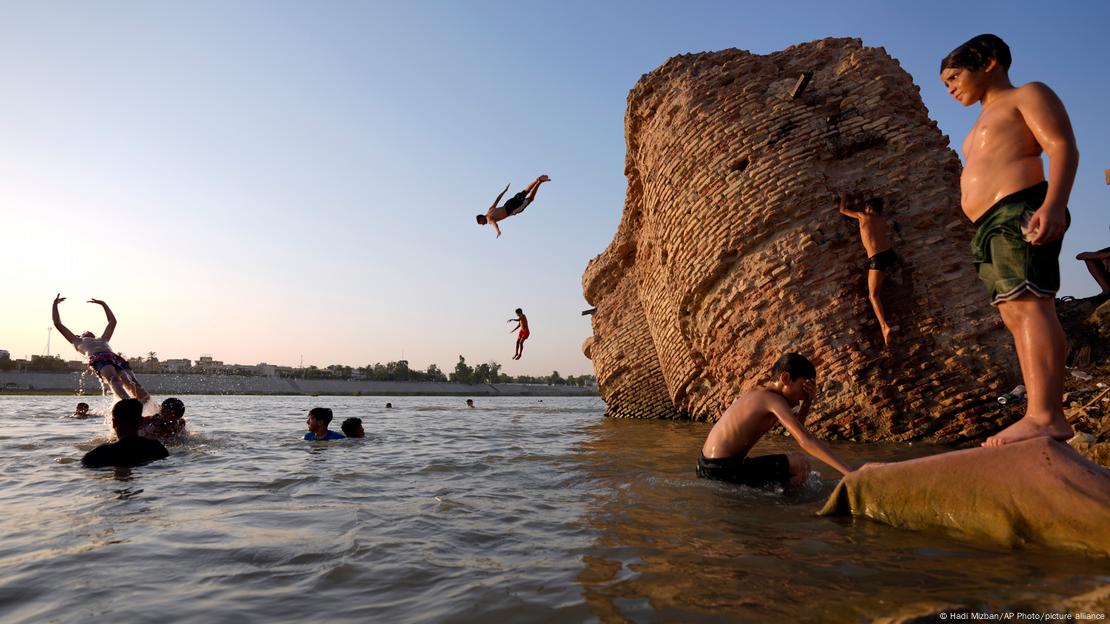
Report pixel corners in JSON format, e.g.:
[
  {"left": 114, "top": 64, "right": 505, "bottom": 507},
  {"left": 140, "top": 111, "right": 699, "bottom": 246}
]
[
  {"left": 0, "top": 350, "right": 9, "bottom": 361},
  {"left": 195, "top": 356, "right": 226, "bottom": 373},
  {"left": 255, "top": 363, "right": 277, "bottom": 377},
  {"left": 161, "top": 358, "right": 192, "bottom": 373}
]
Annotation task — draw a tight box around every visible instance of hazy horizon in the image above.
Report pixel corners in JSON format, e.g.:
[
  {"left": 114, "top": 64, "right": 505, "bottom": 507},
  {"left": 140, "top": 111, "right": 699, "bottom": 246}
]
[{"left": 3, "top": 1, "right": 1107, "bottom": 376}]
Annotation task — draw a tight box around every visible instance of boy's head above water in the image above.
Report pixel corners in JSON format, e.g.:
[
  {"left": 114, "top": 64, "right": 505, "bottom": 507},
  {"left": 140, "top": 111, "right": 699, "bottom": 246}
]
[
  {"left": 75, "top": 402, "right": 89, "bottom": 414},
  {"left": 771, "top": 353, "right": 817, "bottom": 406},
  {"left": 112, "top": 399, "right": 144, "bottom": 436},
  {"left": 341, "top": 417, "right": 364, "bottom": 438},
  {"left": 160, "top": 397, "right": 185, "bottom": 419},
  {"left": 306, "top": 407, "right": 333, "bottom": 433}
]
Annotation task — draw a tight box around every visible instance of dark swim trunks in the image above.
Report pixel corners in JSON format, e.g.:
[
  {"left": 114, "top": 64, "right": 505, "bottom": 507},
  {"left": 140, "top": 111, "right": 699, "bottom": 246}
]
[
  {"left": 867, "top": 248, "right": 897, "bottom": 271},
  {"left": 696, "top": 453, "right": 791, "bottom": 488},
  {"left": 970, "top": 181, "right": 1070, "bottom": 305},
  {"left": 503, "top": 190, "right": 532, "bottom": 216},
  {"left": 88, "top": 352, "right": 131, "bottom": 375}
]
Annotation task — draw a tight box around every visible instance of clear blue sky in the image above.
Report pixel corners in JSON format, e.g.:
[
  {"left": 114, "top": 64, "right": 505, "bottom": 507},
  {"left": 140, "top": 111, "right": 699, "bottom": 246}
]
[{"left": 1, "top": 0, "right": 1107, "bottom": 376}]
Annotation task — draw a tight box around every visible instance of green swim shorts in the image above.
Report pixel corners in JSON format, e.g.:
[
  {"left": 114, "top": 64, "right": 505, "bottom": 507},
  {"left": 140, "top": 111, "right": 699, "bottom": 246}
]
[{"left": 970, "top": 181, "right": 1069, "bottom": 306}]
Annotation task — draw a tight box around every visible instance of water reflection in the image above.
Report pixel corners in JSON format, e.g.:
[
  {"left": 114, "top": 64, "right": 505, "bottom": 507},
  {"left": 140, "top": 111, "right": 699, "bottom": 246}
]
[{"left": 575, "top": 418, "right": 1110, "bottom": 622}]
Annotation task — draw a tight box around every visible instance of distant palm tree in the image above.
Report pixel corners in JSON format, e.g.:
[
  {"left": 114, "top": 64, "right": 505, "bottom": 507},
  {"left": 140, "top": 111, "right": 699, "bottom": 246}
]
[{"left": 147, "top": 351, "right": 158, "bottom": 362}]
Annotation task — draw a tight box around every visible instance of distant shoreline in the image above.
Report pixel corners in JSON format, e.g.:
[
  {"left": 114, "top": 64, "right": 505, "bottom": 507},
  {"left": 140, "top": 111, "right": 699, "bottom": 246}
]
[{"left": 0, "top": 372, "right": 599, "bottom": 398}]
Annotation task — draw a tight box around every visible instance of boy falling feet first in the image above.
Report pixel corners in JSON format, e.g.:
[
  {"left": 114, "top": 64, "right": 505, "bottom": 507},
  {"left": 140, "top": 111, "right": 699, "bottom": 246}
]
[{"left": 940, "top": 34, "right": 1077, "bottom": 446}]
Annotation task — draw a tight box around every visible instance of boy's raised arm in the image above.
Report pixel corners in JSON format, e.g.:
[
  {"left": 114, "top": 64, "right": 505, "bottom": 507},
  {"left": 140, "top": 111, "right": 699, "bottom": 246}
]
[
  {"left": 51, "top": 294, "right": 77, "bottom": 344},
  {"left": 837, "top": 191, "right": 859, "bottom": 219},
  {"left": 489, "top": 183, "right": 510, "bottom": 212},
  {"left": 89, "top": 298, "right": 116, "bottom": 341},
  {"left": 769, "top": 395, "right": 855, "bottom": 476}
]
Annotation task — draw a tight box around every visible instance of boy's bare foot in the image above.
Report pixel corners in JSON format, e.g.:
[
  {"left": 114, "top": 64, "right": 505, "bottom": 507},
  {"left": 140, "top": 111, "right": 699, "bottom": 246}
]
[
  {"left": 538, "top": 175, "right": 550, "bottom": 182},
  {"left": 981, "top": 415, "right": 1073, "bottom": 447},
  {"left": 881, "top": 324, "right": 892, "bottom": 347}
]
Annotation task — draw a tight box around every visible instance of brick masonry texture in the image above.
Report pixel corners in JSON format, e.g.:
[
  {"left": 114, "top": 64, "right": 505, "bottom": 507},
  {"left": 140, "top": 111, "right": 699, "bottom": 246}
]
[{"left": 582, "top": 38, "right": 1020, "bottom": 443}]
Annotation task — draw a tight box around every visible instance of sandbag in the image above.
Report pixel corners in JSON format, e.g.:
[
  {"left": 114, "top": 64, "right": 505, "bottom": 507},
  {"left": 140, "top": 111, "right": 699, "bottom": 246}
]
[{"left": 818, "top": 437, "right": 1110, "bottom": 556}]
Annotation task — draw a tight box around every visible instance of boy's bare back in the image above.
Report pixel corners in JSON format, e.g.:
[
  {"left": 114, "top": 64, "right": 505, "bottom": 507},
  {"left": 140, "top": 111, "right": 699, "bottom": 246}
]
[
  {"left": 854, "top": 213, "right": 892, "bottom": 258},
  {"left": 701, "top": 388, "right": 789, "bottom": 459}
]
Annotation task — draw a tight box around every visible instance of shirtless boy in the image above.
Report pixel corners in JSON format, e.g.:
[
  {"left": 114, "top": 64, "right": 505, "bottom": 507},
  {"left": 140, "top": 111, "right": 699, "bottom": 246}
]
[
  {"left": 52, "top": 294, "right": 151, "bottom": 404},
  {"left": 697, "top": 353, "right": 855, "bottom": 488},
  {"left": 139, "top": 397, "right": 187, "bottom": 440},
  {"left": 508, "top": 308, "right": 529, "bottom": 360},
  {"left": 476, "top": 175, "right": 550, "bottom": 238},
  {"left": 940, "top": 34, "right": 1078, "bottom": 446},
  {"left": 838, "top": 192, "right": 896, "bottom": 346}
]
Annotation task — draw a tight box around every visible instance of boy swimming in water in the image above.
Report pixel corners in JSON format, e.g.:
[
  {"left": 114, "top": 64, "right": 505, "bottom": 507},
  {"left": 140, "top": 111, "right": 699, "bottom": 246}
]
[
  {"left": 940, "top": 34, "right": 1078, "bottom": 446},
  {"left": 304, "top": 407, "right": 345, "bottom": 441},
  {"left": 838, "top": 192, "right": 896, "bottom": 346},
  {"left": 341, "top": 417, "right": 364, "bottom": 438},
  {"left": 508, "top": 308, "right": 529, "bottom": 360},
  {"left": 73, "top": 402, "right": 90, "bottom": 419},
  {"left": 82, "top": 399, "right": 169, "bottom": 468},
  {"left": 52, "top": 294, "right": 151, "bottom": 404},
  {"left": 476, "top": 175, "right": 550, "bottom": 238},
  {"left": 139, "top": 398, "right": 187, "bottom": 440},
  {"left": 697, "top": 353, "right": 855, "bottom": 488}
]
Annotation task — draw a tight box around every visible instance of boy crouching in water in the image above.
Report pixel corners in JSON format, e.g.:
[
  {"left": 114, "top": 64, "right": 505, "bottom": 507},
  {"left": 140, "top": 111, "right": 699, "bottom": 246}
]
[{"left": 698, "top": 353, "right": 855, "bottom": 488}]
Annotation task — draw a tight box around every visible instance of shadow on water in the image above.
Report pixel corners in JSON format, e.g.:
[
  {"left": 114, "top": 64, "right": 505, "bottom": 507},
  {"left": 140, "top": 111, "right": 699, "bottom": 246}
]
[{"left": 572, "top": 418, "right": 1110, "bottom": 623}]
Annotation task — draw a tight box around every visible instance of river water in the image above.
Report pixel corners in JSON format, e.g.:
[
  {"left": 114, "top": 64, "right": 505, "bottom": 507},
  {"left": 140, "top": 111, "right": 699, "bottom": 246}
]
[{"left": 0, "top": 395, "right": 1105, "bottom": 623}]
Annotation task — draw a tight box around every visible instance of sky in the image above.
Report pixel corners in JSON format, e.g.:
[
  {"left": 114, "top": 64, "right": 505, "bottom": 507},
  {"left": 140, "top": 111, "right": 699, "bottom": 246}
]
[{"left": 1, "top": 0, "right": 1107, "bottom": 376}]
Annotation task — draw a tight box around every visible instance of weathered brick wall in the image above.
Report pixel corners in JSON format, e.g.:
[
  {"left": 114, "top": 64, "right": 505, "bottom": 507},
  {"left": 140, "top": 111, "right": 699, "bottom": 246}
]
[{"left": 582, "top": 38, "right": 1019, "bottom": 443}]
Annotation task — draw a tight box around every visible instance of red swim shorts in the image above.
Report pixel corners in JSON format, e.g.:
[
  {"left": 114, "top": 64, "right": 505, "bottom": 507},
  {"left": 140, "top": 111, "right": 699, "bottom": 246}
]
[{"left": 518, "top": 328, "right": 530, "bottom": 341}]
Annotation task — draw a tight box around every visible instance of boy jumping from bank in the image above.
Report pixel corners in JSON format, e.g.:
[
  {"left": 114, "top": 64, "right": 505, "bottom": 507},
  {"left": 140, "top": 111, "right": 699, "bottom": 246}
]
[
  {"left": 940, "top": 34, "right": 1078, "bottom": 446},
  {"left": 52, "top": 294, "right": 151, "bottom": 404},
  {"left": 698, "top": 353, "right": 856, "bottom": 489},
  {"left": 508, "top": 308, "right": 529, "bottom": 360},
  {"left": 477, "top": 175, "right": 550, "bottom": 238},
  {"left": 838, "top": 192, "right": 896, "bottom": 346}
]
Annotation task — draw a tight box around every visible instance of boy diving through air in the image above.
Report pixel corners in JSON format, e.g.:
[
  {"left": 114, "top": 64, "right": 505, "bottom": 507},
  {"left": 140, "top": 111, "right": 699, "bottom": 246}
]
[
  {"left": 941, "top": 34, "right": 1078, "bottom": 446},
  {"left": 477, "top": 175, "right": 550, "bottom": 238},
  {"left": 52, "top": 294, "right": 151, "bottom": 404}
]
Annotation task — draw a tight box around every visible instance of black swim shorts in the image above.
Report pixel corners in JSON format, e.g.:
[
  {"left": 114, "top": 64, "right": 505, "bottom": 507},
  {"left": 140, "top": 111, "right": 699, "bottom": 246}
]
[
  {"left": 503, "top": 190, "right": 532, "bottom": 216},
  {"left": 696, "top": 453, "right": 791, "bottom": 488},
  {"left": 868, "top": 248, "right": 897, "bottom": 272}
]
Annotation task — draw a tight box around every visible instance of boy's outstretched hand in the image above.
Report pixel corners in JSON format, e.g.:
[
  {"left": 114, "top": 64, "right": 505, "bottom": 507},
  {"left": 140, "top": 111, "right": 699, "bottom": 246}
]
[{"left": 54, "top": 293, "right": 66, "bottom": 305}]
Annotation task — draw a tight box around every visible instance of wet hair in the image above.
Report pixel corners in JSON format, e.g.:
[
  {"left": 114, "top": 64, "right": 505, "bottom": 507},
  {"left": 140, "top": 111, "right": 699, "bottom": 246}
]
[
  {"left": 772, "top": 353, "right": 817, "bottom": 381},
  {"left": 941, "top": 34, "right": 1011, "bottom": 73},
  {"left": 308, "top": 407, "right": 333, "bottom": 425},
  {"left": 112, "top": 398, "right": 144, "bottom": 433},
  {"left": 385, "top": 402, "right": 393, "bottom": 409},
  {"left": 161, "top": 397, "right": 185, "bottom": 418},
  {"left": 476, "top": 214, "right": 487, "bottom": 225},
  {"left": 76, "top": 402, "right": 89, "bottom": 410},
  {"left": 341, "top": 417, "right": 362, "bottom": 437},
  {"left": 81, "top": 331, "right": 95, "bottom": 338},
  {"left": 864, "top": 197, "right": 884, "bottom": 213},
  {"left": 515, "top": 308, "right": 523, "bottom": 315}
]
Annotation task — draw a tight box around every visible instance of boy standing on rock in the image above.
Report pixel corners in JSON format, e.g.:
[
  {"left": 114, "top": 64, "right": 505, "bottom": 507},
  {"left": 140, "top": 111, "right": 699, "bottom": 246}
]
[
  {"left": 697, "top": 353, "right": 856, "bottom": 489},
  {"left": 940, "top": 34, "right": 1078, "bottom": 446},
  {"left": 838, "top": 192, "right": 896, "bottom": 346}
]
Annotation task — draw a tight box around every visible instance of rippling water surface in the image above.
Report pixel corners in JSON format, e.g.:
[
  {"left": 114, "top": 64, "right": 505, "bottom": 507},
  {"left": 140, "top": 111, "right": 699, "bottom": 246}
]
[{"left": 0, "top": 395, "right": 1106, "bottom": 623}]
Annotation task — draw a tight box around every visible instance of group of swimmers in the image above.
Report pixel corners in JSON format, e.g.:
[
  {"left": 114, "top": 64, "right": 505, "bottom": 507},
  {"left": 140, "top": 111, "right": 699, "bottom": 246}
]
[
  {"left": 66, "top": 34, "right": 1093, "bottom": 491},
  {"left": 696, "top": 33, "right": 1085, "bottom": 490},
  {"left": 78, "top": 397, "right": 480, "bottom": 466}
]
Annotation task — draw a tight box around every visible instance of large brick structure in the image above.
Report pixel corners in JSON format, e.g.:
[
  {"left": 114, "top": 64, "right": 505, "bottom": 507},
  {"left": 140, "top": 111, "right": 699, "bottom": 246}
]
[{"left": 582, "top": 38, "right": 1019, "bottom": 443}]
